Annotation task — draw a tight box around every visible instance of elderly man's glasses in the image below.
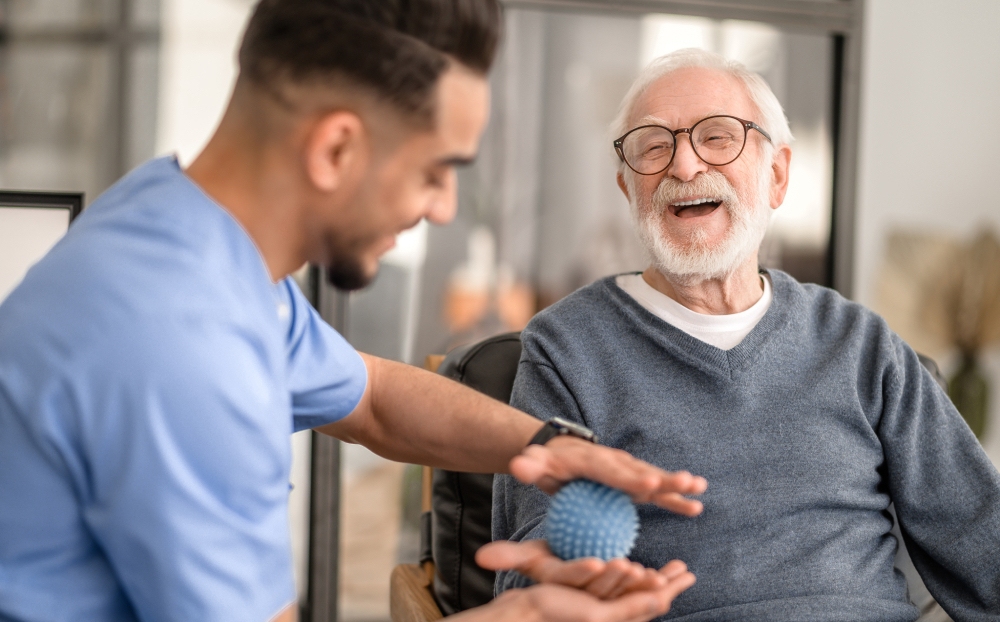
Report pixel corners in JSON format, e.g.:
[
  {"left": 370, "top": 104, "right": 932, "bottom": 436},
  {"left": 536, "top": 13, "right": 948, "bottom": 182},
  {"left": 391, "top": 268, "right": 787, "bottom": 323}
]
[{"left": 613, "top": 115, "right": 772, "bottom": 175}]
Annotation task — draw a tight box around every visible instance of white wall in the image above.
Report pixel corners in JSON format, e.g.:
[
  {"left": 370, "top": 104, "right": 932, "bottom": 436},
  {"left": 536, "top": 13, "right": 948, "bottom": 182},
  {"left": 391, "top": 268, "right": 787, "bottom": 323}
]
[
  {"left": 856, "top": 0, "right": 1000, "bottom": 464},
  {"left": 156, "top": 0, "right": 254, "bottom": 164}
]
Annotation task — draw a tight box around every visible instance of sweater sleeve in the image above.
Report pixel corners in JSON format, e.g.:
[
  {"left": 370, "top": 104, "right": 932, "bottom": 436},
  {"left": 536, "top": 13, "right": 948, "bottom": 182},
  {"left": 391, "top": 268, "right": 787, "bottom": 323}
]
[
  {"left": 491, "top": 330, "right": 588, "bottom": 594},
  {"left": 878, "top": 335, "right": 1000, "bottom": 620}
]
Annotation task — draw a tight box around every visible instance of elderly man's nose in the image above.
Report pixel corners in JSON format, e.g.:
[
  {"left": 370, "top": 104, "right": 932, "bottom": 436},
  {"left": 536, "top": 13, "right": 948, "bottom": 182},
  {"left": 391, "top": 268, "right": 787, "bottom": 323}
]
[{"left": 666, "top": 135, "right": 707, "bottom": 182}]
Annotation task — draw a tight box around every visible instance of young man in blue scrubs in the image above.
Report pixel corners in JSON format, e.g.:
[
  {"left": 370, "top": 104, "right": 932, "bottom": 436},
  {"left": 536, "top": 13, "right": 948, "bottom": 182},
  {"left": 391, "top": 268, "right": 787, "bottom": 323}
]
[{"left": 0, "top": 1, "right": 708, "bottom": 620}]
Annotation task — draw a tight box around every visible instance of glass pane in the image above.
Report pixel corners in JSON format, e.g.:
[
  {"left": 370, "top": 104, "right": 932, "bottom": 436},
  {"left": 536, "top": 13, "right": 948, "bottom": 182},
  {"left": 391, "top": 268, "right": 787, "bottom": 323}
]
[
  {"left": 337, "top": 225, "right": 429, "bottom": 621},
  {"left": 131, "top": 0, "right": 159, "bottom": 28},
  {"left": 410, "top": 8, "right": 836, "bottom": 368},
  {"left": 127, "top": 42, "right": 159, "bottom": 170},
  {"left": 326, "top": 9, "right": 839, "bottom": 621},
  {"left": 0, "top": 42, "right": 116, "bottom": 202},
  {"left": 4, "top": 0, "right": 117, "bottom": 28}
]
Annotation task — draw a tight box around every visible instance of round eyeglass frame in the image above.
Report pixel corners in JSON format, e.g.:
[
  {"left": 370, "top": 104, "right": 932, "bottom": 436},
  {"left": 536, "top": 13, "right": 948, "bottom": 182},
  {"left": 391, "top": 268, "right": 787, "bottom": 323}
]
[{"left": 613, "top": 115, "right": 773, "bottom": 176}]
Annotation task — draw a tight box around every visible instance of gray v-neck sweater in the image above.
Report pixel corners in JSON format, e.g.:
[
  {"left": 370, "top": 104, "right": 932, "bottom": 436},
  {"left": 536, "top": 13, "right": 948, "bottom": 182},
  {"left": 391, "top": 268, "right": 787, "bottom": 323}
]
[{"left": 493, "top": 270, "right": 1000, "bottom": 621}]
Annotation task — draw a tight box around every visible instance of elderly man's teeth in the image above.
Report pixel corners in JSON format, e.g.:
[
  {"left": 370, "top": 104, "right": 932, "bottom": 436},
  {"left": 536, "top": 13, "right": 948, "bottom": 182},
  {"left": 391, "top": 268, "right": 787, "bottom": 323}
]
[{"left": 673, "top": 198, "right": 721, "bottom": 207}]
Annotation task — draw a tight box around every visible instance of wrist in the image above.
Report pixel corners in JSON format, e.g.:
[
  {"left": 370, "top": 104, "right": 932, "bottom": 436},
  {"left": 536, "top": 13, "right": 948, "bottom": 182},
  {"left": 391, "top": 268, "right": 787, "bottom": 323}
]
[
  {"left": 468, "top": 589, "right": 541, "bottom": 622},
  {"left": 527, "top": 417, "right": 597, "bottom": 447}
]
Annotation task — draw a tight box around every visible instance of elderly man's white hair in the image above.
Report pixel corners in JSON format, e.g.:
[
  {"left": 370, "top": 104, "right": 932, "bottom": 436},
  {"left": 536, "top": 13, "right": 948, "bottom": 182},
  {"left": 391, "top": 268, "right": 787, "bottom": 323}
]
[{"left": 611, "top": 48, "right": 793, "bottom": 173}]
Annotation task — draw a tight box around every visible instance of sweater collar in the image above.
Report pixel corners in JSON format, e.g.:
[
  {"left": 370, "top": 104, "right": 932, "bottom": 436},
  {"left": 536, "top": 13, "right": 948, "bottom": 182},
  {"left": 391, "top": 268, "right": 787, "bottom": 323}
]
[{"left": 599, "top": 269, "right": 802, "bottom": 377}]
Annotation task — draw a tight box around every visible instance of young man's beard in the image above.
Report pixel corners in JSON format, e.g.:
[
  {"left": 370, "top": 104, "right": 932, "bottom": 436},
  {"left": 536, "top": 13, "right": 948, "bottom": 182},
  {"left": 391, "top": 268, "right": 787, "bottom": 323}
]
[
  {"left": 324, "top": 238, "right": 377, "bottom": 291},
  {"left": 628, "top": 162, "right": 772, "bottom": 284},
  {"left": 325, "top": 255, "right": 374, "bottom": 291}
]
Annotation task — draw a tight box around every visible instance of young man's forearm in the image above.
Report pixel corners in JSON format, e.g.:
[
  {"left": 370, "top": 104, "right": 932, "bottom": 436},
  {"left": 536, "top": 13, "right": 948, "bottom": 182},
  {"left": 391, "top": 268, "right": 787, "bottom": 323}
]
[{"left": 318, "top": 353, "right": 543, "bottom": 473}]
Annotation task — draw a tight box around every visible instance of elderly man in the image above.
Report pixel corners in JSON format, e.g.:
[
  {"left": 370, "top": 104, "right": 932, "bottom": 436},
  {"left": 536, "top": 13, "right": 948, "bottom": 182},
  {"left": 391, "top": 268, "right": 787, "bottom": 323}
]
[{"left": 493, "top": 48, "right": 1000, "bottom": 621}]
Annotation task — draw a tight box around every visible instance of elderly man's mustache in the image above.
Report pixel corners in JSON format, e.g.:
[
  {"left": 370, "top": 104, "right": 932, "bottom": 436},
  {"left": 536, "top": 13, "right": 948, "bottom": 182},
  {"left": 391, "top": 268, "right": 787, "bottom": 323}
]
[{"left": 648, "top": 171, "right": 740, "bottom": 214}]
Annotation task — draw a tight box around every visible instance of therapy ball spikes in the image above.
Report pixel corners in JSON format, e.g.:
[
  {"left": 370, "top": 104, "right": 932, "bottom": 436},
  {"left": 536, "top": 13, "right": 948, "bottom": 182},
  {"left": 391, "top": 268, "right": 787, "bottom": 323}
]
[{"left": 545, "top": 479, "right": 639, "bottom": 561}]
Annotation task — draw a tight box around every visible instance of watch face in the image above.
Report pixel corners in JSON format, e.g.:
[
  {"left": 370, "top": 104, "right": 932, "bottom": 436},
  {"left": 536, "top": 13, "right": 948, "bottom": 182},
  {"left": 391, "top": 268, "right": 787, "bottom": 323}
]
[{"left": 551, "top": 417, "right": 597, "bottom": 442}]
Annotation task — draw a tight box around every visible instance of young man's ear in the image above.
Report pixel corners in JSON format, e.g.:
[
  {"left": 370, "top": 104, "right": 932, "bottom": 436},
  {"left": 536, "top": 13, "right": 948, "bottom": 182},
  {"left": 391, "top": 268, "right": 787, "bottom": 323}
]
[{"left": 305, "top": 111, "right": 367, "bottom": 193}]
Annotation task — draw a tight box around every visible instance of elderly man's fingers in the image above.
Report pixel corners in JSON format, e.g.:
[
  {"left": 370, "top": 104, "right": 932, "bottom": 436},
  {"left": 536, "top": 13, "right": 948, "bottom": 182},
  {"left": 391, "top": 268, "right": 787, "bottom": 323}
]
[
  {"left": 475, "top": 539, "right": 549, "bottom": 570},
  {"left": 620, "top": 568, "right": 669, "bottom": 599},
  {"left": 591, "top": 571, "right": 696, "bottom": 622},
  {"left": 537, "top": 557, "right": 611, "bottom": 589},
  {"left": 475, "top": 540, "right": 606, "bottom": 588},
  {"left": 599, "top": 570, "right": 697, "bottom": 622},
  {"left": 580, "top": 558, "right": 633, "bottom": 599},
  {"left": 653, "top": 570, "right": 697, "bottom": 610},
  {"left": 602, "top": 565, "right": 667, "bottom": 600},
  {"left": 509, "top": 437, "right": 707, "bottom": 514},
  {"left": 478, "top": 568, "right": 696, "bottom": 622},
  {"left": 658, "top": 559, "right": 689, "bottom": 580}
]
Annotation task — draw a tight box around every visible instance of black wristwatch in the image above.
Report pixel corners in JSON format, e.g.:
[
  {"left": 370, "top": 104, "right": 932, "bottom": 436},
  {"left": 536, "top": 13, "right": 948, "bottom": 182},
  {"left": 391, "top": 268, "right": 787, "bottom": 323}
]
[{"left": 528, "top": 417, "right": 598, "bottom": 446}]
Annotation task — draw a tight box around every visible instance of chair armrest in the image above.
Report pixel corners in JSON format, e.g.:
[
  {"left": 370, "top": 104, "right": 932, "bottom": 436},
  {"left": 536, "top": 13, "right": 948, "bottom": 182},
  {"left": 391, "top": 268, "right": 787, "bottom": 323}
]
[{"left": 390, "top": 563, "right": 444, "bottom": 622}]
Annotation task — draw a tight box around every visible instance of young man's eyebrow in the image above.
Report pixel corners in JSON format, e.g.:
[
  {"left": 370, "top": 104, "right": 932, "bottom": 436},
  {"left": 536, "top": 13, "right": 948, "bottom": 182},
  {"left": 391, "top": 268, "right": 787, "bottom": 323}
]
[{"left": 437, "top": 154, "right": 477, "bottom": 168}]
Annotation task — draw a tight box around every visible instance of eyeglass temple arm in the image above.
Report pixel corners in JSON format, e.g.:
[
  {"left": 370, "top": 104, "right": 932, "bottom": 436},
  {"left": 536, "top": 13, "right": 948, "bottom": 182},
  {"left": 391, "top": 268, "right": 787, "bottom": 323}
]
[{"left": 747, "top": 121, "right": 772, "bottom": 143}]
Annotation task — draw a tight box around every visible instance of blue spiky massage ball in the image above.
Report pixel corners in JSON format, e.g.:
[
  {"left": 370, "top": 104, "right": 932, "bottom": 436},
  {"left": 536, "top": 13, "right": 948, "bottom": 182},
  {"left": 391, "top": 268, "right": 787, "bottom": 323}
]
[{"left": 545, "top": 479, "right": 639, "bottom": 561}]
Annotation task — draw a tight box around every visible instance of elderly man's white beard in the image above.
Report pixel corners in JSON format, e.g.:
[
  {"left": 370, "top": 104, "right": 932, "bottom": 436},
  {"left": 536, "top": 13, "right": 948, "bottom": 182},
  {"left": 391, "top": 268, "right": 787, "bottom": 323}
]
[{"left": 628, "top": 164, "right": 772, "bottom": 284}]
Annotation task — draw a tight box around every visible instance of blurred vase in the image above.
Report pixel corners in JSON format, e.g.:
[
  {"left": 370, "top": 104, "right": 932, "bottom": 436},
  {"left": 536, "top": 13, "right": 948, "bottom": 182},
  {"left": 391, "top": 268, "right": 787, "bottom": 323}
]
[{"left": 948, "top": 354, "right": 989, "bottom": 439}]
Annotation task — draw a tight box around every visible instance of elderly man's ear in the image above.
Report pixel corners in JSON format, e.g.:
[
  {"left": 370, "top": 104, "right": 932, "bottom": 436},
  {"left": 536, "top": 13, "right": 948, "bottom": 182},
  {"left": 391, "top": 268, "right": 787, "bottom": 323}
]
[
  {"left": 769, "top": 145, "right": 792, "bottom": 210},
  {"left": 617, "top": 171, "right": 630, "bottom": 201}
]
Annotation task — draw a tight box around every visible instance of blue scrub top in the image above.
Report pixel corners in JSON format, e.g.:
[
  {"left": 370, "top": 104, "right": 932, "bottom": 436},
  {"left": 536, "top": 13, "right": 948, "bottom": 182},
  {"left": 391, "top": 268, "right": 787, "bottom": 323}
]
[{"left": 0, "top": 157, "right": 368, "bottom": 621}]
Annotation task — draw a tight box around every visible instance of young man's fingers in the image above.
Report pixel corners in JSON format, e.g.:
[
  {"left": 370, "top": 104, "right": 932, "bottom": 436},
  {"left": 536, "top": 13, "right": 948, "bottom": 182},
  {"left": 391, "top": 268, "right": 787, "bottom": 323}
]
[
  {"left": 650, "top": 492, "right": 705, "bottom": 516},
  {"left": 510, "top": 438, "right": 707, "bottom": 514}
]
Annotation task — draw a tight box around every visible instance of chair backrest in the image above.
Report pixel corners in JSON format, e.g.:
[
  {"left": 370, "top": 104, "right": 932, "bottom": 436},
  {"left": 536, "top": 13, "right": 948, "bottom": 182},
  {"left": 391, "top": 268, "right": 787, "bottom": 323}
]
[{"left": 430, "top": 332, "right": 521, "bottom": 616}]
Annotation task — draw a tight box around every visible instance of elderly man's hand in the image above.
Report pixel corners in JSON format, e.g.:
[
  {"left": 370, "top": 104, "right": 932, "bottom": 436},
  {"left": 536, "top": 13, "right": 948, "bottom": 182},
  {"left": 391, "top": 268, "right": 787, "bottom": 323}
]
[
  {"left": 510, "top": 435, "right": 708, "bottom": 516},
  {"left": 477, "top": 540, "right": 692, "bottom": 599},
  {"left": 471, "top": 540, "right": 696, "bottom": 622}
]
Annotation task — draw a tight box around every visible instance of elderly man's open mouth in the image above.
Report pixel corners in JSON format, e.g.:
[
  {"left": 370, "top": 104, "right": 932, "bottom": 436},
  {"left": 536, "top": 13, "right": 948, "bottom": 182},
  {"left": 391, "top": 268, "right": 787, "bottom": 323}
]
[{"left": 668, "top": 197, "right": 723, "bottom": 218}]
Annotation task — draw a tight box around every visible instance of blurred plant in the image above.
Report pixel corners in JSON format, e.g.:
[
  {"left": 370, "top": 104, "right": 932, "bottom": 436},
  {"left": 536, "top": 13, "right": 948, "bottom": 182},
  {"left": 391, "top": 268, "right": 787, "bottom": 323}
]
[
  {"left": 945, "top": 232, "right": 1000, "bottom": 438},
  {"left": 879, "top": 229, "right": 1000, "bottom": 439}
]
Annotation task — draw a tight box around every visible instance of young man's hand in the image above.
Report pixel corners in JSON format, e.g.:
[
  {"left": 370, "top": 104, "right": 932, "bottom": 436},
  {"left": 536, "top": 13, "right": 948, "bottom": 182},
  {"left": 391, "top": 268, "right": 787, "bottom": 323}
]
[{"left": 510, "top": 435, "right": 708, "bottom": 516}]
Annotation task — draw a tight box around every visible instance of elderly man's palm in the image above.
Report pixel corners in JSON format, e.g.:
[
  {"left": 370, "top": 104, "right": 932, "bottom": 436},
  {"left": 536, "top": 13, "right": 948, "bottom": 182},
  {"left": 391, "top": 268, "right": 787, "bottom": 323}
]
[{"left": 475, "top": 539, "right": 696, "bottom": 621}]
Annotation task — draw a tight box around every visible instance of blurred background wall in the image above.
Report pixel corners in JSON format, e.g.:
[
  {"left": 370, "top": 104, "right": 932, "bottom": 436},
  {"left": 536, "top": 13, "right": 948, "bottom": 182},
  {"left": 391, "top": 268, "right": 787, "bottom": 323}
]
[{"left": 855, "top": 0, "right": 1000, "bottom": 465}]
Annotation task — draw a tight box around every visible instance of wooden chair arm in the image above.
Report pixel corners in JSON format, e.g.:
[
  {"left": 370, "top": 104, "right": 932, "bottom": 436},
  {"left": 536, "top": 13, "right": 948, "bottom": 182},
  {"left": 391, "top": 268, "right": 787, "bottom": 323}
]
[{"left": 390, "top": 563, "right": 444, "bottom": 622}]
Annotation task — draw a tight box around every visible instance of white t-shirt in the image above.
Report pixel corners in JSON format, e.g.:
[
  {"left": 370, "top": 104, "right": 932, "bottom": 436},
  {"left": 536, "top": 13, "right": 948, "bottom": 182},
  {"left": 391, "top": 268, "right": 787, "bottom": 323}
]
[{"left": 615, "top": 272, "right": 772, "bottom": 351}]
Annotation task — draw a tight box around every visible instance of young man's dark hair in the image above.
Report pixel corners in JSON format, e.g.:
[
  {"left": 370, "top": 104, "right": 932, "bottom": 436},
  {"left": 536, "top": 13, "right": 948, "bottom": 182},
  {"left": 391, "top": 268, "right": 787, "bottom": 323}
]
[{"left": 239, "top": 0, "right": 501, "bottom": 125}]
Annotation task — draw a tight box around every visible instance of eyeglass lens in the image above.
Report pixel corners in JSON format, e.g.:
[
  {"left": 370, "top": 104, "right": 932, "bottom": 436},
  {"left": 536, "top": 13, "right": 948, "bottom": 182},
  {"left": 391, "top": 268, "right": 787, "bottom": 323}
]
[{"left": 620, "top": 116, "right": 747, "bottom": 174}]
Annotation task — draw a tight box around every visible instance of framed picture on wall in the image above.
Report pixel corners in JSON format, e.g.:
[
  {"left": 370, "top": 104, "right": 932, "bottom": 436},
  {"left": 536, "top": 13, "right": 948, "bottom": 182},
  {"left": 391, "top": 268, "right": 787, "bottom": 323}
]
[{"left": 0, "top": 191, "right": 84, "bottom": 305}]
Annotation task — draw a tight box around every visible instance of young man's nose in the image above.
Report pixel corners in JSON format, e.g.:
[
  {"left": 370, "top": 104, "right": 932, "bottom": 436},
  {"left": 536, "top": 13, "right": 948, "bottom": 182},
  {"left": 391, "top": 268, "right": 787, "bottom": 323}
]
[{"left": 426, "top": 172, "right": 458, "bottom": 225}]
